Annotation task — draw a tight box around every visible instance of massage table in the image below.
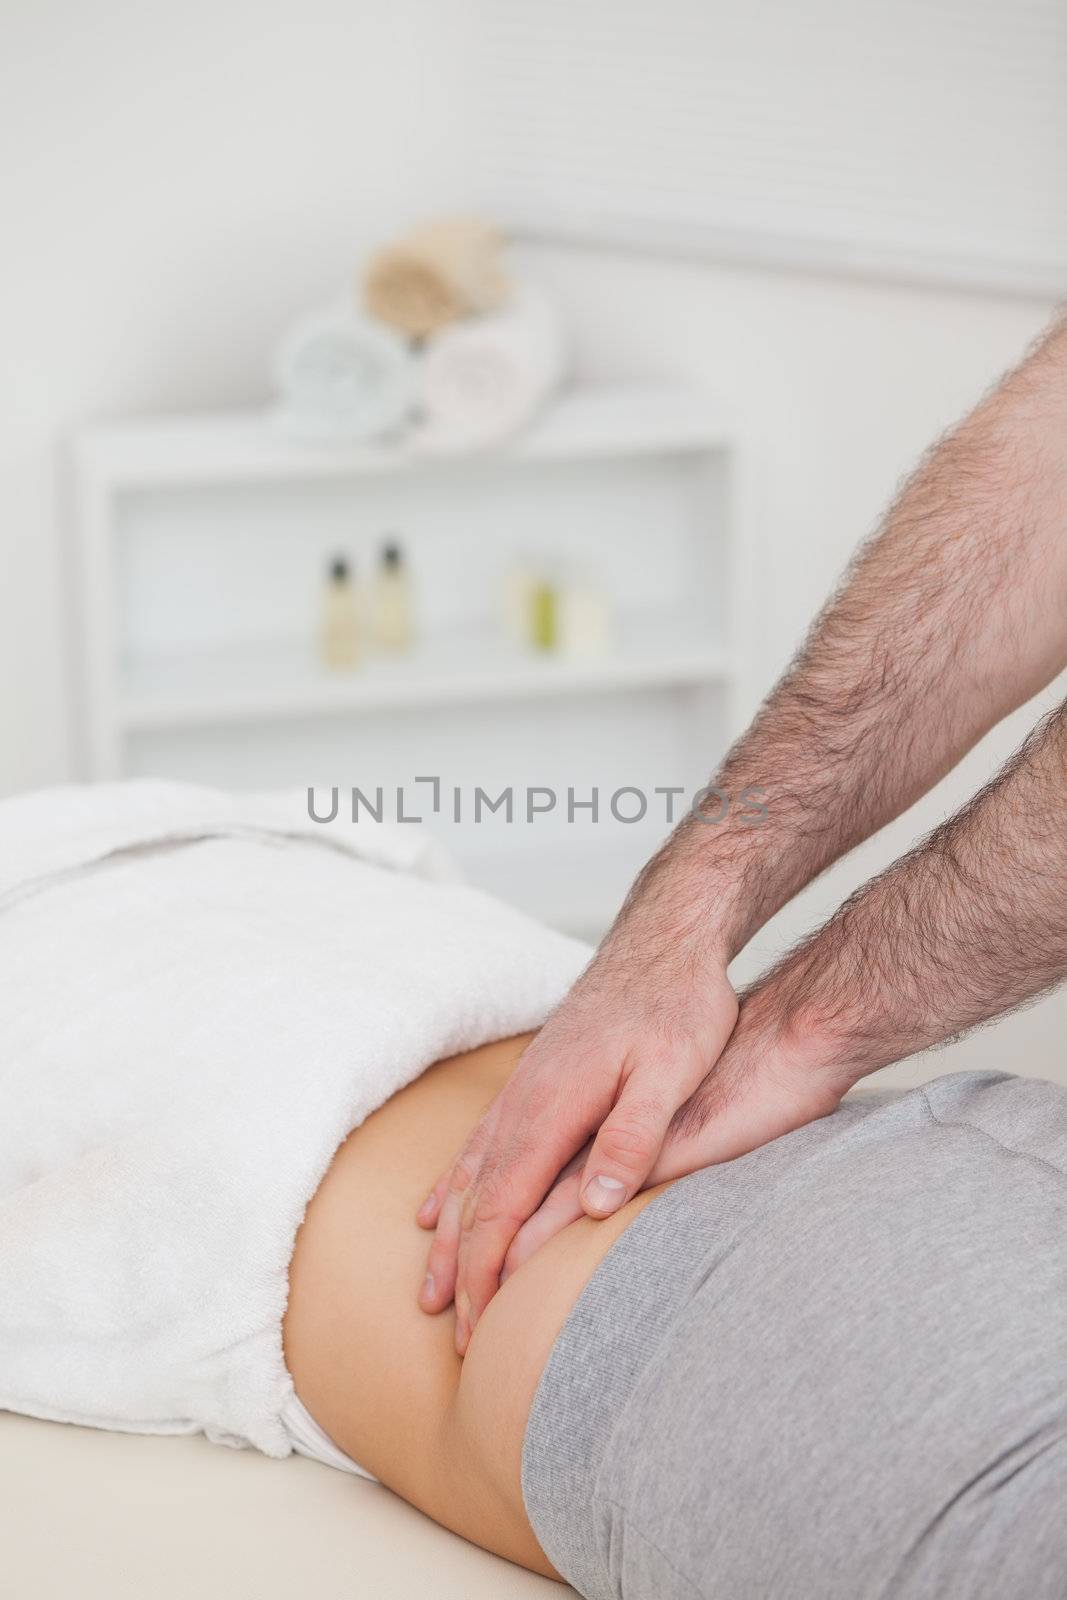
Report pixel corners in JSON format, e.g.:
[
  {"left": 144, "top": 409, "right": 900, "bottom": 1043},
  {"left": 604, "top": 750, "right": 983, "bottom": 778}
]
[{"left": 0, "top": 1412, "right": 575, "bottom": 1598}]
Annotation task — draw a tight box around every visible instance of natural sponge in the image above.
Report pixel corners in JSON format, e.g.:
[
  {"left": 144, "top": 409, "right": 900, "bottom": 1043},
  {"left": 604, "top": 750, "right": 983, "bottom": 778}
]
[{"left": 363, "top": 215, "right": 511, "bottom": 338}]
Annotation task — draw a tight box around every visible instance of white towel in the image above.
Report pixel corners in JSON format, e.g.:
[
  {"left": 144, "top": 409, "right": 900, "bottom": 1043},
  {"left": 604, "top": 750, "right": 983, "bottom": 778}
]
[
  {"left": 271, "top": 304, "right": 415, "bottom": 442},
  {"left": 414, "top": 284, "right": 570, "bottom": 452},
  {"left": 0, "top": 781, "right": 590, "bottom": 1457}
]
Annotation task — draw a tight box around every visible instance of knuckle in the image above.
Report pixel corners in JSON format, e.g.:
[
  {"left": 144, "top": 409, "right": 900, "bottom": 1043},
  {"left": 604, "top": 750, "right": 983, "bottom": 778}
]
[
  {"left": 431, "top": 1206, "right": 461, "bottom": 1251},
  {"left": 597, "top": 1116, "right": 659, "bottom": 1170},
  {"left": 448, "top": 1152, "right": 481, "bottom": 1196},
  {"left": 470, "top": 1161, "right": 535, "bottom": 1232},
  {"left": 471, "top": 1179, "right": 512, "bottom": 1229},
  {"left": 549, "top": 1168, "right": 583, "bottom": 1207}
]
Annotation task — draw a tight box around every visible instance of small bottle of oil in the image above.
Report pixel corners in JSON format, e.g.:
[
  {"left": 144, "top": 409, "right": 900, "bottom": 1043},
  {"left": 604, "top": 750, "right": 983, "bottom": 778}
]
[
  {"left": 374, "top": 540, "right": 414, "bottom": 652},
  {"left": 321, "top": 555, "right": 361, "bottom": 670}
]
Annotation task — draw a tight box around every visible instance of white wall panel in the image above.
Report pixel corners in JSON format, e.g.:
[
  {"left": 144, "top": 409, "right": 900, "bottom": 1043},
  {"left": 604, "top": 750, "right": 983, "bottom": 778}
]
[{"left": 474, "top": 0, "right": 1067, "bottom": 294}]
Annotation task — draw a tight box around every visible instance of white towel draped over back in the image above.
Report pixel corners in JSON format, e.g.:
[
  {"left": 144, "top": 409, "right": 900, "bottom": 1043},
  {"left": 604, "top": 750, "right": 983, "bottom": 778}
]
[{"left": 0, "top": 782, "right": 589, "bottom": 1456}]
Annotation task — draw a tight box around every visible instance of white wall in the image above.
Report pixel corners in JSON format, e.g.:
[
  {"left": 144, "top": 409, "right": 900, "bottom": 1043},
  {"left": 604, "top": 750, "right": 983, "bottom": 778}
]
[
  {"left": 0, "top": 0, "right": 467, "bottom": 792},
  {"left": 474, "top": 0, "right": 1067, "bottom": 298},
  {"left": 2, "top": 3, "right": 1064, "bottom": 1081}
]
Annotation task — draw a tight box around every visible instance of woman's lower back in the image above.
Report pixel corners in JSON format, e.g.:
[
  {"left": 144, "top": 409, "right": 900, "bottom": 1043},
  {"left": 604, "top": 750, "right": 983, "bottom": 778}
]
[{"left": 282, "top": 1032, "right": 661, "bottom": 1577}]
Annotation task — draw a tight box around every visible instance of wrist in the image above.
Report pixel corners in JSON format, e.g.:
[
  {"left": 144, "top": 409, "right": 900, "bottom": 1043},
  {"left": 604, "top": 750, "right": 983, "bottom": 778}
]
[
  {"left": 629, "top": 822, "right": 764, "bottom": 965},
  {"left": 607, "top": 851, "right": 743, "bottom": 973},
  {"left": 735, "top": 973, "right": 863, "bottom": 1099},
  {"left": 665, "top": 806, "right": 802, "bottom": 962}
]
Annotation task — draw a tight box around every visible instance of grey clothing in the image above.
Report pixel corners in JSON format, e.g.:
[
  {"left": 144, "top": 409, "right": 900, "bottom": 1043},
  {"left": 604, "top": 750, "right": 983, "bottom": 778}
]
[{"left": 522, "top": 1072, "right": 1067, "bottom": 1599}]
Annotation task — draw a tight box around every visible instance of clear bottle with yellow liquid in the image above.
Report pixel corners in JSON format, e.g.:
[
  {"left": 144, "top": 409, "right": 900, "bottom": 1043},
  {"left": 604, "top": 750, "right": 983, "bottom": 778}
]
[
  {"left": 373, "top": 540, "right": 414, "bottom": 652},
  {"left": 321, "top": 556, "right": 362, "bottom": 670}
]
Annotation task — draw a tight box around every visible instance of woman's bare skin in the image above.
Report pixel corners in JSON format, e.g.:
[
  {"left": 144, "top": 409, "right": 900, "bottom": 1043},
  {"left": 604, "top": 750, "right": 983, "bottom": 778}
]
[{"left": 283, "top": 1033, "right": 667, "bottom": 1577}]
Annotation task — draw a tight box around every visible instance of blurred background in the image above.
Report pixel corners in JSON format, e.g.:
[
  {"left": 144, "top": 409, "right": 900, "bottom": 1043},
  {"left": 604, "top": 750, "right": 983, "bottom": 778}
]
[{"left": 2, "top": 0, "right": 1065, "bottom": 1082}]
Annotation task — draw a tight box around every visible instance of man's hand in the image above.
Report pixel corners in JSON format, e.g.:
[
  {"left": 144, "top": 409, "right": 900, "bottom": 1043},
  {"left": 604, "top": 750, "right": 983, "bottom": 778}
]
[
  {"left": 497, "top": 995, "right": 846, "bottom": 1276},
  {"left": 416, "top": 907, "right": 738, "bottom": 1353}
]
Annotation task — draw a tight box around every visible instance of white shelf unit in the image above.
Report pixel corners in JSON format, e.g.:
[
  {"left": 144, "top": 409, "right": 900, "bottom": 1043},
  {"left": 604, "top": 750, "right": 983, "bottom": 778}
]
[{"left": 74, "top": 385, "right": 738, "bottom": 937}]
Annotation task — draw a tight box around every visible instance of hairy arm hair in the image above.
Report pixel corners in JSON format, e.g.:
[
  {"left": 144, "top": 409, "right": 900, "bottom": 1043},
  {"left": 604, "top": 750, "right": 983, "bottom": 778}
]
[
  {"left": 673, "top": 694, "right": 1067, "bottom": 1138},
  {"left": 613, "top": 313, "right": 1067, "bottom": 969}
]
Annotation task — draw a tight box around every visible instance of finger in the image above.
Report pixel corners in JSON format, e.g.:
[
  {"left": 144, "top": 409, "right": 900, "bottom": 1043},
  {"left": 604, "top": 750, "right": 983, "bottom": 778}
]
[
  {"left": 453, "top": 1108, "right": 592, "bottom": 1353},
  {"left": 417, "top": 1114, "right": 498, "bottom": 1312},
  {"left": 501, "top": 1141, "right": 589, "bottom": 1281},
  {"left": 501, "top": 1167, "right": 585, "bottom": 1281},
  {"left": 419, "top": 1189, "right": 464, "bottom": 1314},
  {"left": 580, "top": 1078, "right": 677, "bottom": 1217},
  {"left": 415, "top": 1169, "right": 449, "bottom": 1229},
  {"left": 453, "top": 1198, "right": 523, "bottom": 1356}
]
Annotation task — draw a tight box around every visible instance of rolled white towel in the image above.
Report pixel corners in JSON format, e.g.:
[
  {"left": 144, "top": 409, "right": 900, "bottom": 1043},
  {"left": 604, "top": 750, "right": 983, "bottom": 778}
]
[
  {"left": 414, "top": 284, "right": 569, "bottom": 453},
  {"left": 271, "top": 304, "right": 415, "bottom": 442}
]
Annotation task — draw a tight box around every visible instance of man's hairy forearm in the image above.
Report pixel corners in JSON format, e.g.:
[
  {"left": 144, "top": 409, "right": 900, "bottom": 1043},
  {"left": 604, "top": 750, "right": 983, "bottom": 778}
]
[
  {"left": 620, "top": 315, "right": 1067, "bottom": 964},
  {"left": 735, "top": 697, "right": 1067, "bottom": 1092}
]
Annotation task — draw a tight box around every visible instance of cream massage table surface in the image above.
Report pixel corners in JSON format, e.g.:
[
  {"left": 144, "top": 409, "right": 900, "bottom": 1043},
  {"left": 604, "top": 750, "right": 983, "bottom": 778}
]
[{"left": 0, "top": 1413, "right": 575, "bottom": 1599}]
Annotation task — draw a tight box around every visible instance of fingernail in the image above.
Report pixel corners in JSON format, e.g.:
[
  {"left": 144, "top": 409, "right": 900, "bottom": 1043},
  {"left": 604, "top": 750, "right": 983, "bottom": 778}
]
[
  {"left": 421, "top": 1272, "right": 435, "bottom": 1304},
  {"left": 583, "top": 1174, "right": 627, "bottom": 1214}
]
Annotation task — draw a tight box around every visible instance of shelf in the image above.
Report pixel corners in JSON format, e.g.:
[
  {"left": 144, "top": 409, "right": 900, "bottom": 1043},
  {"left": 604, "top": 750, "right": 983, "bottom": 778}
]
[
  {"left": 119, "top": 627, "right": 731, "bottom": 731},
  {"left": 77, "top": 384, "right": 728, "bottom": 492}
]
